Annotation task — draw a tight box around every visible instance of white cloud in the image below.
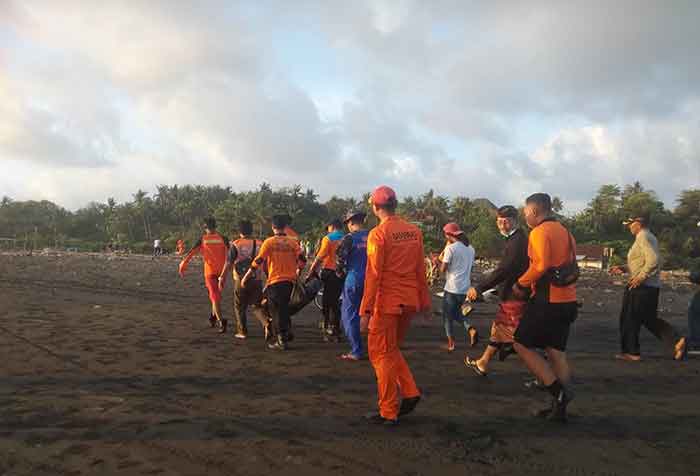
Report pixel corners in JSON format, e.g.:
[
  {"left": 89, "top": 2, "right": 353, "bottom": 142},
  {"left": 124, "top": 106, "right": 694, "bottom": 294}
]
[{"left": 1, "top": 0, "right": 699, "bottom": 212}]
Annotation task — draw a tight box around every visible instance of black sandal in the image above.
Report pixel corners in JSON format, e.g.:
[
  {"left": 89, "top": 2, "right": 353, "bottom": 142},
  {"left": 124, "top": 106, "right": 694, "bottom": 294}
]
[
  {"left": 498, "top": 343, "right": 516, "bottom": 361},
  {"left": 464, "top": 356, "right": 487, "bottom": 377}
]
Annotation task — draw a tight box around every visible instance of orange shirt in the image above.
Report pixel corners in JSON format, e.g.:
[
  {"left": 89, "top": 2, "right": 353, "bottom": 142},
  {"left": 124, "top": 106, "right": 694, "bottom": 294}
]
[
  {"left": 316, "top": 233, "right": 343, "bottom": 270},
  {"left": 517, "top": 219, "right": 577, "bottom": 303},
  {"left": 360, "top": 215, "right": 431, "bottom": 316},
  {"left": 252, "top": 235, "right": 303, "bottom": 286},
  {"left": 180, "top": 232, "right": 229, "bottom": 277}
]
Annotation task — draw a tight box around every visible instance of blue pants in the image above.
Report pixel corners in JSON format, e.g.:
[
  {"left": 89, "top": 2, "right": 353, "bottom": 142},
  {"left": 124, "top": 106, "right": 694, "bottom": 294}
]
[
  {"left": 442, "top": 291, "right": 470, "bottom": 339},
  {"left": 341, "top": 283, "right": 364, "bottom": 358}
]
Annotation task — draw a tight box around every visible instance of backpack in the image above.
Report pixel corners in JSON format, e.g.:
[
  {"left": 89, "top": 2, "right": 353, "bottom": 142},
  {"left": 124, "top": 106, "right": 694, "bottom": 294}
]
[{"left": 234, "top": 239, "right": 257, "bottom": 279}]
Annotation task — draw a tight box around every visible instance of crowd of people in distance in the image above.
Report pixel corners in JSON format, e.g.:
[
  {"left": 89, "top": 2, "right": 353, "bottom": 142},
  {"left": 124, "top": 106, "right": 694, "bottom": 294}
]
[{"left": 177, "top": 185, "right": 697, "bottom": 425}]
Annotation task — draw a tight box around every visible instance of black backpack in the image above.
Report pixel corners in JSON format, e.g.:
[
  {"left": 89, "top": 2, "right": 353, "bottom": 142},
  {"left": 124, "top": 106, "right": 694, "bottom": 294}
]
[{"left": 234, "top": 239, "right": 257, "bottom": 278}]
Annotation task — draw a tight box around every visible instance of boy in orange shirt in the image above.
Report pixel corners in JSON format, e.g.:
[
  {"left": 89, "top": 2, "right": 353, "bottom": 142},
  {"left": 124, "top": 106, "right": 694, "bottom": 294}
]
[
  {"left": 179, "top": 217, "right": 230, "bottom": 334},
  {"left": 360, "top": 186, "right": 432, "bottom": 425}
]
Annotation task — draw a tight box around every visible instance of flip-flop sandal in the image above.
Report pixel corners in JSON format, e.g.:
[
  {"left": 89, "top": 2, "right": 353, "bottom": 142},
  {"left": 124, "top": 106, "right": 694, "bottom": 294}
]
[
  {"left": 468, "top": 327, "right": 479, "bottom": 347},
  {"left": 674, "top": 337, "right": 687, "bottom": 361},
  {"left": 464, "top": 356, "right": 487, "bottom": 377},
  {"left": 338, "top": 353, "right": 361, "bottom": 361}
]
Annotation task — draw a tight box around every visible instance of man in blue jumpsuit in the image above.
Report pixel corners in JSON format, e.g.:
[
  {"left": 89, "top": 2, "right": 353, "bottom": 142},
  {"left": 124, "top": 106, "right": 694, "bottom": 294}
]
[{"left": 336, "top": 210, "right": 369, "bottom": 360}]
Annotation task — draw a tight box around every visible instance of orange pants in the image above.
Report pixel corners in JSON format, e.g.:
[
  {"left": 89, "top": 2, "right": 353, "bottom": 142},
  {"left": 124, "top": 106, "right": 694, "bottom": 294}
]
[{"left": 368, "top": 311, "right": 420, "bottom": 420}]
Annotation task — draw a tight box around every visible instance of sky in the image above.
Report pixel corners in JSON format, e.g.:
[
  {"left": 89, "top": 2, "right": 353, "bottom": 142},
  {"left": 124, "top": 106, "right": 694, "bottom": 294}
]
[{"left": 1, "top": 0, "right": 699, "bottom": 213}]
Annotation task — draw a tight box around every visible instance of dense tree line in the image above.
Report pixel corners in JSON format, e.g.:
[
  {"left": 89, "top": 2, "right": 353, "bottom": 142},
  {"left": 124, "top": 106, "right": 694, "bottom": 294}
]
[
  {"left": 1, "top": 183, "right": 698, "bottom": 269},
  {"left": 565, "top": 183, "right": 700, "bottom": 269}
]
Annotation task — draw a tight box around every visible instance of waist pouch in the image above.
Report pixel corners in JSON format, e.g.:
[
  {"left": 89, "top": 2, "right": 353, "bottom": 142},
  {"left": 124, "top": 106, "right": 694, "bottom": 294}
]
[{"left": 546, "top": 232, "right": 579, "bottom": 287}]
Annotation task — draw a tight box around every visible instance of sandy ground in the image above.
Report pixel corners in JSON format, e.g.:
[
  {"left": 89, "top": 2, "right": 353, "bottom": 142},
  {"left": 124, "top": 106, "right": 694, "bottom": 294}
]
[{"left": 1, "top": 252, "right": 699, "bottom": 476}]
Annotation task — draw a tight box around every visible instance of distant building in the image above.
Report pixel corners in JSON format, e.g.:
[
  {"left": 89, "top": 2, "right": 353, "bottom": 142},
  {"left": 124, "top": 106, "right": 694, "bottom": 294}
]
[
  {"left": 472, "top": 198, "right": 498, "bottom": 214},
  {"left": 576, "top": 244, "right": 614, "bottom": 270}
]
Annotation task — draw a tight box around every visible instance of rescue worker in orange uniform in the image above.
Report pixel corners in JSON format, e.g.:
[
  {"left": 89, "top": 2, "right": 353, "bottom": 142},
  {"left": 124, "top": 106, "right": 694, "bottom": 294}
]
[
  {"left": 176, "top": 239, "right": 185, "bottom": 256},
  {"left": 307, "top": 219, "right": 345, "bottom": 342},
  {"left": 360, "top": 186, "right": 432, "bottom": 425},
  {"left": 240, "top": 214, "right": 306, "bottom": 351},
  {"left": 179, "top": 217, "right": 230, "bottom": 334}
]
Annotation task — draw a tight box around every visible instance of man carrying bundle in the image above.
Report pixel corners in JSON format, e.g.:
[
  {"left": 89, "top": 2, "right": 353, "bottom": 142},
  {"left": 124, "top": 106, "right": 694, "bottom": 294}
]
[
  {"left": 218, "top": 220, "right": 267, "bottom": 340},
  {"left": 336, "top": 210, "right": 369, "bottom": 361},
  {"left": 240, "top": 214, "right": 306, "bottom": 351},
  {"left": 307, "top": 219, "right": 345, "bottom": 341}
]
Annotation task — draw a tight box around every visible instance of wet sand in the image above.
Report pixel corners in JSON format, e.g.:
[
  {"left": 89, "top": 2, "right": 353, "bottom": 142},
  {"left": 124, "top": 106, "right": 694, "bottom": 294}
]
[{"left": 1, "top": 252, "right": 698, "bottom": 476}]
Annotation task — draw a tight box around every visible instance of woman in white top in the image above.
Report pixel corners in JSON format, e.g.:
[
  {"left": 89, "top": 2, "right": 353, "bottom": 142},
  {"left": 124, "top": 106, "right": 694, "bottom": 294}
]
[{"left": 440, "top": 223, "right": 476, "bottom": 352}]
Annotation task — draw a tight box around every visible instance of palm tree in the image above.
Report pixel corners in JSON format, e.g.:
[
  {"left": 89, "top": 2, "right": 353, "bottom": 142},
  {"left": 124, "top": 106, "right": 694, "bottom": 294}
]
[
  {"left": 133, "top": 190, "right": 152, "bottom": 241},
  {"left": 552, "top": 196, "right": 564, "bottom": 214}
]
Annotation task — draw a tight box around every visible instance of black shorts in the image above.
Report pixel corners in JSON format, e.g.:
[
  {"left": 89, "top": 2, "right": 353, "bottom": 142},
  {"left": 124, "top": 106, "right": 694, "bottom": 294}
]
[{"left": 514, "top": 301, "right": 578, "bottom": 351}]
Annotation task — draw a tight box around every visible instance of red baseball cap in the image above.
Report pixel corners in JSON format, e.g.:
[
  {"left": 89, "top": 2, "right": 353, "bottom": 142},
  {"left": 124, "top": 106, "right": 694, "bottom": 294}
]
[
  {"left": 369, "top": 185, "right": 397, "bottom": 206},
  {"left": 443, "top": 222, "right": 464, "bottom": 236}
]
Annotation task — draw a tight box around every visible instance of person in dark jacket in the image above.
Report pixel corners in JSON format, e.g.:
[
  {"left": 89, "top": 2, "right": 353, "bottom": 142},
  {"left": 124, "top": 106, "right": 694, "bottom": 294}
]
[{"left": 464, "top": 205, "right": 529, "bottom": 376}]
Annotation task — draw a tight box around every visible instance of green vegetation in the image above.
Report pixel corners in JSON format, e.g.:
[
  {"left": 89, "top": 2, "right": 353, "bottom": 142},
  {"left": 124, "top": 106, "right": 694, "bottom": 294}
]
[{"left": 1, "top": 183, "right": 698, "bottom": 269}]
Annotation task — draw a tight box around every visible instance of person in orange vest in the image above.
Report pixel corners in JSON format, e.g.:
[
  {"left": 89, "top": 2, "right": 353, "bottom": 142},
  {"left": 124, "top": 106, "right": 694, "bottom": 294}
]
[
  {"left": 218, "top": 220, "right": 266, "bottom": 340},
  {"left": 307, "top": 219, "right": 345, "bottom": 342},
  {"left": 178, "top": 217, "right": 230, "bottom": 334},
  {"left": 176, "top": 239, "right": 185, "bottom": 256},
  {"left": 360, "top": 185, "right": 432, "bottom": 425}
]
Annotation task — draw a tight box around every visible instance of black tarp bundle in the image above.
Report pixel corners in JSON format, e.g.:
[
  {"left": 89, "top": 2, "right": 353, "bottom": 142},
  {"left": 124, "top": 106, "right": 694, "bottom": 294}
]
[{"left": 289, "top": 275, "right": 322, "bottom": 316}]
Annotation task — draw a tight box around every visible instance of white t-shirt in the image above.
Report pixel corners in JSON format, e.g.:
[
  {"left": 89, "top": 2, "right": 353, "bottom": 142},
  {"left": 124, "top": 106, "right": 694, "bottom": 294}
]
[
  {"left": 153, "top": 239, "right": 161, "bottom": 248},
  {"left": 442, "top": 241, "right": 475, "bottom": 294}
]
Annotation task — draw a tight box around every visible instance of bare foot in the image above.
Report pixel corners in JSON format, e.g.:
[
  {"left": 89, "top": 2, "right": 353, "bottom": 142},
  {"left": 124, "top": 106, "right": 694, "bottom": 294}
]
[{"left": 615, "top": 353, "right": 641, "bottom": 362}]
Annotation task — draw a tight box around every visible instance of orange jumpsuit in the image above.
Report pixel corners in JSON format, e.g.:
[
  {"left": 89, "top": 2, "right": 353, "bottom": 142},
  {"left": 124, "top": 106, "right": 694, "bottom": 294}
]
[
  {"left": 360, "top": 215, "right": 431, "bottom": 420},
  {"left": 179, "top": 232, "right": 229, "bottom": 303}
]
